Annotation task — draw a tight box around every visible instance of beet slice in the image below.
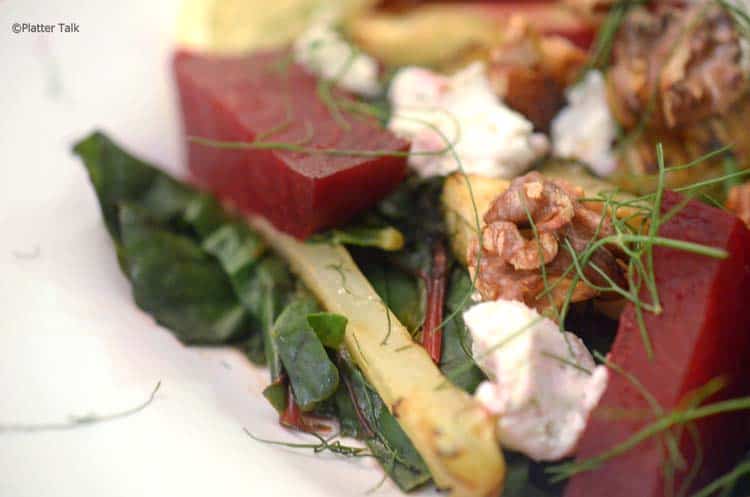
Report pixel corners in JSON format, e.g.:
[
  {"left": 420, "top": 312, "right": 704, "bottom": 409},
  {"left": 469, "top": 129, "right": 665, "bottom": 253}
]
[
  {"left": 173, "top": 50, "right": 409, "bottom": 239},
  {"left": 566, "top": 191, "right": 750, "bottom": 497}
]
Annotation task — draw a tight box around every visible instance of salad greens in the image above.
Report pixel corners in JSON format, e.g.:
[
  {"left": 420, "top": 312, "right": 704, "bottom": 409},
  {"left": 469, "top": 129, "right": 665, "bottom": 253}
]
[
  {"left": 336, "top": 354, "right": 431, "bottom": 491},
  {"left": 75, "top": 132, "right": 252, "bottom": 344},
  {"left": 118, "top": 203, "right": 249, "bottom": 343},
  {"left": 440, "top": 267, "right": 485, "bottom": 393},
  {"left": 79, "top": 128, "right": 669, "bottom": 497},
  {"left": 307, "top": 312, "right": 348, "bottom": 349},
  {"left": 74, "top": 131, "right": 621, "bottom": 497},
  {"left": 74, "top": 131, "right": 440, "bottom": 492},
  {"left": 272, "top": 296, "right": 339, "bottom": 411}
]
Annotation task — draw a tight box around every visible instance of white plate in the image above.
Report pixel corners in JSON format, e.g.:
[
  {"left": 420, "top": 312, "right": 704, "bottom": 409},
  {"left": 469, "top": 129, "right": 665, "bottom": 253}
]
[{"left": 0, "top": 2, "right": 433, "bottom": 496}]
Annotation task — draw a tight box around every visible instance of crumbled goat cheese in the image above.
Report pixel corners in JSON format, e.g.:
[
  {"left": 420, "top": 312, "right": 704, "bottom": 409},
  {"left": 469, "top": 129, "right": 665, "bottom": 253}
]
[
  {"left": 463, "top": 299, "right": 608, "bottom": 462},
  {"left": 387, "top": 63, "right": 549, "bottom": 179},
  {"left": 551, "top": 70, "right": 618, "bottom": 177},
  {"left": 293, "top": 14, "right": 381, "bottom": 97}
]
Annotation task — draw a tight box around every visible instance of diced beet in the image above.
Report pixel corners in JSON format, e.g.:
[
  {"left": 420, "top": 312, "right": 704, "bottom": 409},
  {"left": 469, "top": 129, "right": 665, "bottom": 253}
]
[
  {"left": 173, "top": 50, "right": 409, "bottom": 239},
  {"left": 566, "top": 192, "right": 750, "bottom": 497}
]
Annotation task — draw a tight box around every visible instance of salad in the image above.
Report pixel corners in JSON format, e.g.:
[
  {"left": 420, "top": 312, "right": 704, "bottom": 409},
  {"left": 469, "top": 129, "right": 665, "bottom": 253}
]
[{"left": 74, "top": 1, "right": 750, "bottom": 496}]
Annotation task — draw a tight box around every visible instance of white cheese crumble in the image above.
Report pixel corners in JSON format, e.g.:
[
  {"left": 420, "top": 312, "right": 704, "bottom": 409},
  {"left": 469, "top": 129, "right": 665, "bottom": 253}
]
[
  {"left": 551, "top": 70, "right": 618, "bottom": 177},
  {"left": 463, "top": 299, "right": 608, "bottom": 462},
  {"left": 387, "top": 63, "right": 549, "bottom": 179},
  {"left": 293, "top": 13, "right": 381, "bottom": 97}
]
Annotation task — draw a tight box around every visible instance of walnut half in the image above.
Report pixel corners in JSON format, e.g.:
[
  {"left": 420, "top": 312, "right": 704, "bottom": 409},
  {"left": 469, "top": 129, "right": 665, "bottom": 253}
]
[{"left": 468, "top": 172, "right": 625, "bottom": 313}]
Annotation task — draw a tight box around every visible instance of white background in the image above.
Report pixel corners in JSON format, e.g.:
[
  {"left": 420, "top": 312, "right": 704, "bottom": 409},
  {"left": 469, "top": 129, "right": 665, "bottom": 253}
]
[{"left": 0, "top": 2, "right": 428, "bottom": 496}]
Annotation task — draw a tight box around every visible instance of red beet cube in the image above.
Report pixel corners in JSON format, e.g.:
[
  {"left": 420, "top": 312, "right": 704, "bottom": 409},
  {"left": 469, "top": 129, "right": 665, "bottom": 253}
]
[
  {"left": 173, "top": 50, "right": 409, "bottom": 239},
  {"left": 566, "top": 192, "right": 750, "bottom": 497}
]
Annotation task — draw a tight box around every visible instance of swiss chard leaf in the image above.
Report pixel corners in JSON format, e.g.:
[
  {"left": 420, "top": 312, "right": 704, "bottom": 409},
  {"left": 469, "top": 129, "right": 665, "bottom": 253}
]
[
  {"left": 244, "top": 255, "right": 296, "bottom": 377},
  {"left": 440, "top": 267, "right": 485, "bottom": 393},
  {"left": 356, "top": 253, "right": 424, "bottom": 334},
  {"left": 333, "top": 384, "right": 364, "bottom": 439},
  {"left": 307, "top": 312, "right": 347, "bottom": 349},
  {"left": 118, "top": 204, "right": 249, "bottom": 344},
  {"left": 377, "top": 177, "right": 446, "bottom": 247},
  {"left": 272, "top": 297, "right": 340, "bottom": 411},
  {"left": 74, "top": 131, "right": 295, "bottom": 353},
  {"left": 338, "top": 355, "right": 431, "bottom": 492},
  {"left": 74, "top": 132, "right": 194, "bottom": 238},
  {"left": 183, "top": 194, "right": 295, "bottom": 372},
  {"left": 262, "top": 378, "right": 288, "bottom": 414}
]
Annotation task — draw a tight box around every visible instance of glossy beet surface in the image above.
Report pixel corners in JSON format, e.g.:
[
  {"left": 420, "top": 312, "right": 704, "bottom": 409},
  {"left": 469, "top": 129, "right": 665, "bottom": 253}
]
[
  {"left": 566, "top": 192, "right": 750, "bottom": 497},
  {"left": 174, "top": 50, "right": 408, "bottom": 239}
]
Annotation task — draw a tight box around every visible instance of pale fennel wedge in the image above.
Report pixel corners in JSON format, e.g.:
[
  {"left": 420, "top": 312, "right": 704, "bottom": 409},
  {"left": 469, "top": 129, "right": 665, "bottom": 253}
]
[
  {"left": 250, "top": 216, "right": 505, "bottom": 497},
  {"left": 442, "top": 174, "right": 510, "bottom": 266}
]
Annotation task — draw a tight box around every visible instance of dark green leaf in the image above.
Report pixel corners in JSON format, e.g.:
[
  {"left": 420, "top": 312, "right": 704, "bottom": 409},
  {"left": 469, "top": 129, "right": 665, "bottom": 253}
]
[
  {"left": 182, "top": 193, "right": 232, "bottom": 237},
  {"left": 273, "top": 298, "right": 339, "bottom": 411},
  {"left": 139, "top": 174, "right": 196, "bottom": 225},
  {"left": 248, "top": 256, "right": 295, "bottom": 379},
  {"left": 338, "top": 354, "right": 431, "bottom": 491},
  {"left": 262, "top": 379, "right": 288, "bottom": 414},
  {"left": 74, "top": 131, "right": 195, "bottom": 239},
  {"left": 202, "top": 224, "right": 265, "bottom": 275},
  {"left": 74, "top": 131, "right": 296, "bottom": 354},
  {"left": 357, "top": 254, "right": 424, "bottom": 334},
  {"left": 184, "top": 194, "right": 266, "bottom": 278},
  {"left": 309, "top": 396, "right": 338, "bottom": 419},
  {"left": 333, "top": 384, "right": 364, "bottom": 439},
  {"left": 119, "top": 204, "right": 249, "bottom": 344},
  {"left": 377, "top": 176, "right": 446, "bottom": 242},
  {"left": 440, "top": 267, "right": 485, "bottom": 393},
  {"left": 307, "top": 312, "right": 347, "bottom": 348}
]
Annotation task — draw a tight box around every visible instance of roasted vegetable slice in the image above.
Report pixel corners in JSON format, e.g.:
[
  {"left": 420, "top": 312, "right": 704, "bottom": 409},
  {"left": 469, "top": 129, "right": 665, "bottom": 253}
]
[
  {"left": 250, "top": 216, "right": 506, "bottom": 497},
  {"left": 442, "top": 173, "right": 510, "bottom": 266},
  {"left": 344, "top": 4, "right": 502, "bottom": 68}
]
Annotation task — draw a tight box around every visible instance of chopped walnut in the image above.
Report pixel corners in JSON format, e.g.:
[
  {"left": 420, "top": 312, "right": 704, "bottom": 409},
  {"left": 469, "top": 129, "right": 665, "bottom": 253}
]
[
  {"left": 609, "top": 2, "right": 748, "bottom": 130},
  {"left": 468, "top": 172, "right": 625, "bottom": 311},
  {"left": 727, "top": 182, "right": 750, "bottom": 228},
  {"left": 604, "top": 2, "right": 750, "bottom": 188},
  {"left": 444, "top": 16, "right": 586, "bottom": 132},
  {"left": 486, "top": 19, "right": 586, "bottom": 131}
]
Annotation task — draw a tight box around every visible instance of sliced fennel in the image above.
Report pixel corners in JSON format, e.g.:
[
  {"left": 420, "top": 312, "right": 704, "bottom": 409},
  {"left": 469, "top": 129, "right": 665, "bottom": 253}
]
[{"left": 250, "top": 215, "right": 506, "bottom": 497}]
